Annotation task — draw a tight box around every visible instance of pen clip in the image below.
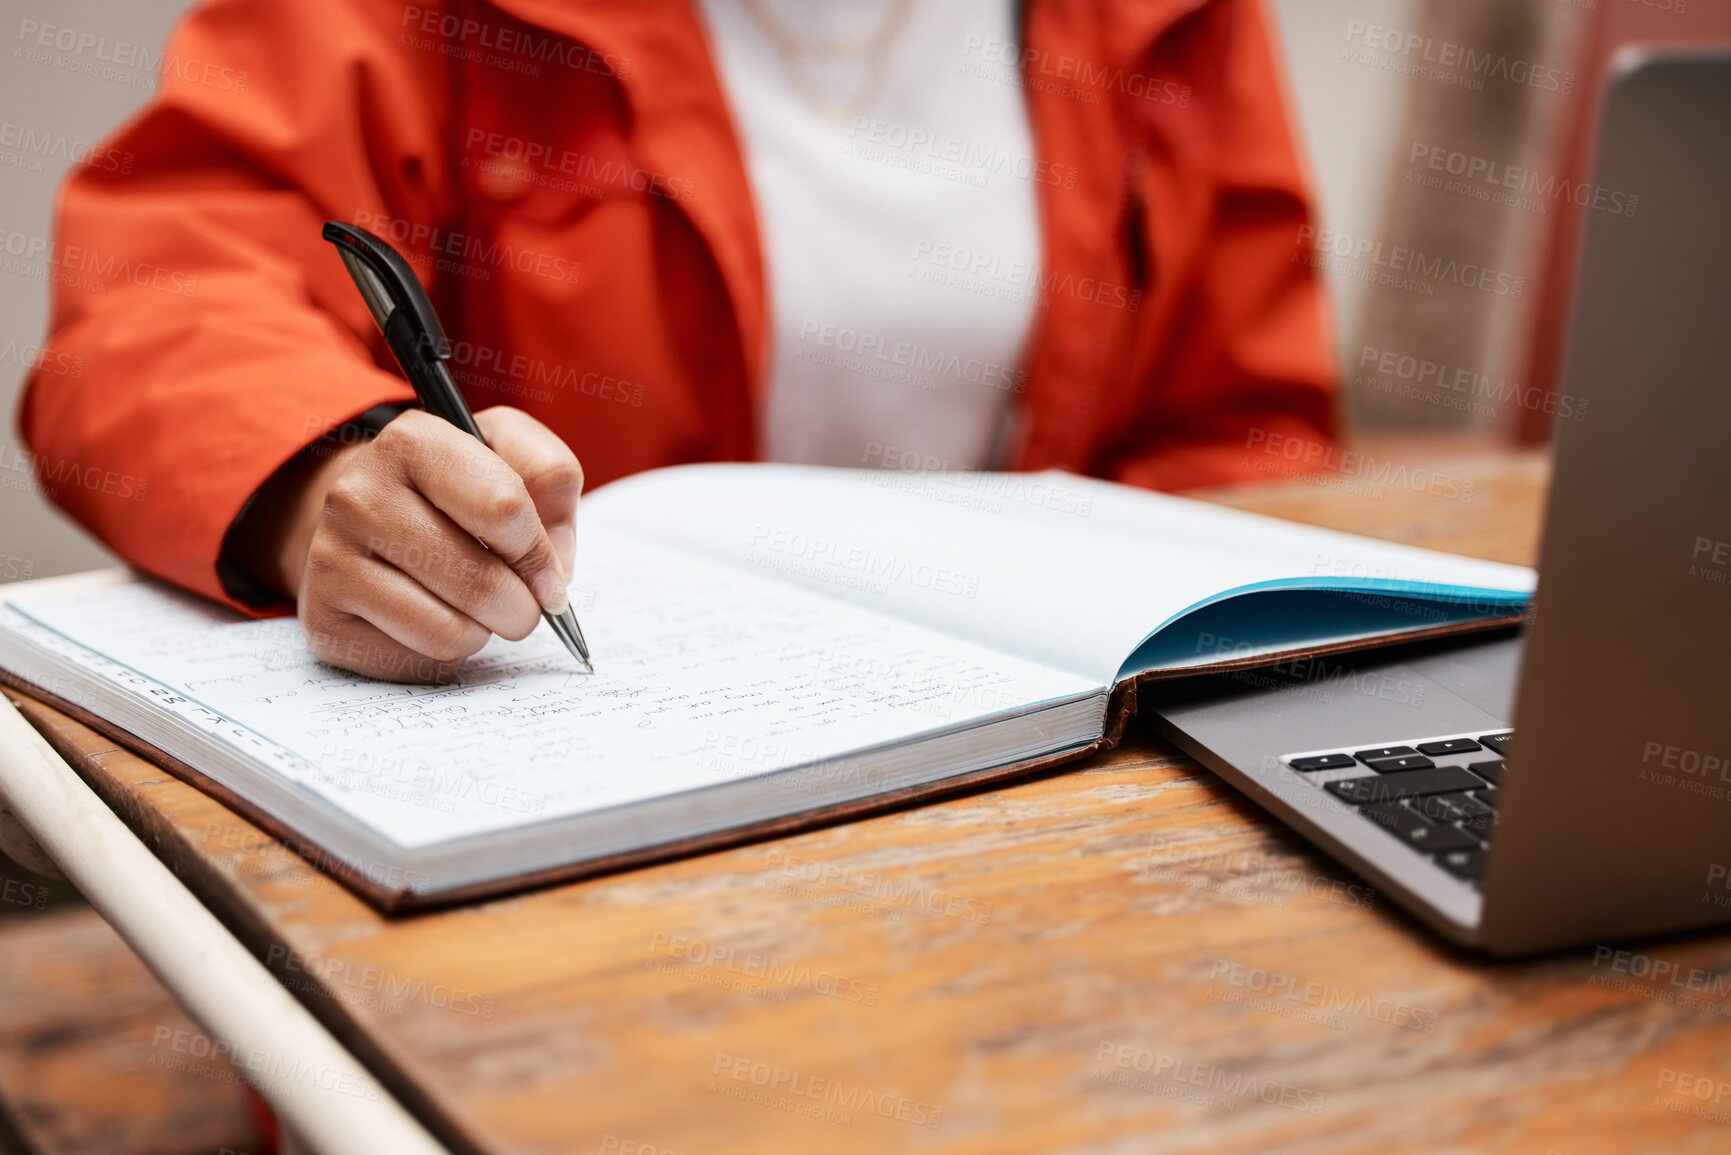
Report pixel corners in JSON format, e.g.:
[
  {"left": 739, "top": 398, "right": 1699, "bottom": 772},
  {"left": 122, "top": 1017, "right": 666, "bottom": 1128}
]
[{"left": 321, "top": 222, "right": 451, "bottom": 361}]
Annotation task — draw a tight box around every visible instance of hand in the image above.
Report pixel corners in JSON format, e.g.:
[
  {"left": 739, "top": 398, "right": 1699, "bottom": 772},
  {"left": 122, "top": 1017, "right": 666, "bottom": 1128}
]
[{"left": 274, "top": 407, "right": 582, "bottom": 683}]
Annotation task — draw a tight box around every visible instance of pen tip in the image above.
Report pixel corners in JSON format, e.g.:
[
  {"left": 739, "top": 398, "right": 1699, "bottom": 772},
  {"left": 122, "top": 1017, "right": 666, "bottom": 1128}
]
[{"left": 583, "top": 659, "right": 596, "bottom": 675}]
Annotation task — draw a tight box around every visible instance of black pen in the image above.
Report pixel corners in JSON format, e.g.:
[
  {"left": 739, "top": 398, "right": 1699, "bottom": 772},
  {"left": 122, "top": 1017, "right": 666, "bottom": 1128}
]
[{"left": 321, "top": 221, "right": 594, "bottom": 673}]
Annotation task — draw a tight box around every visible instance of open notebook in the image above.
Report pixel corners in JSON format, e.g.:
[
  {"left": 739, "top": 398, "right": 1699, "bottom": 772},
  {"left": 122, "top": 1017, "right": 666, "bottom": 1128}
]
[{"left": 0, "top": 464, "right": 1533, "bottom": 910}]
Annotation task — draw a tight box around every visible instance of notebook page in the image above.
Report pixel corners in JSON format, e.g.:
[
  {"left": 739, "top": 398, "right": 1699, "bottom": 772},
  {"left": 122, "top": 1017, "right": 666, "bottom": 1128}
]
[
  {"left": 4, "top": 528, "right": 1098, "bottom": 850},
  {"left": 585, "top": 464, "right": 1535, "bottom": 683}
]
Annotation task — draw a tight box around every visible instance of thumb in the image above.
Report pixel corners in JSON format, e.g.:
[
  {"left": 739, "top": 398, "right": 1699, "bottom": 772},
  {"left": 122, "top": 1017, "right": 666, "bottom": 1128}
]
[{"left": 547, "top": 496, "right": 577, "bottom": 582}]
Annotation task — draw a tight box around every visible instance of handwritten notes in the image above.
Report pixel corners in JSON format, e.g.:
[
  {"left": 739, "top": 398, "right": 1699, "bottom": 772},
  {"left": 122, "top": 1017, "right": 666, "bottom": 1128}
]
[{"left": 8, "top": 529, "right": 1097, "bottom": 850}]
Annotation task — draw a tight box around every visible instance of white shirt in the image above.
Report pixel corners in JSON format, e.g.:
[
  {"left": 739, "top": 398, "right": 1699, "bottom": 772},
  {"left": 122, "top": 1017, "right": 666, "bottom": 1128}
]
[{"left": 695, "top": 0, "right": 1042, "bottom": 471}]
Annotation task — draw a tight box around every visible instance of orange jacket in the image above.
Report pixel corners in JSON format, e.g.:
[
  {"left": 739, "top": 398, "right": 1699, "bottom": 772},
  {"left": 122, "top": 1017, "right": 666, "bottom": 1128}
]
[{"left": 21, "top": 0, "right": 1336, "bottom": 614}]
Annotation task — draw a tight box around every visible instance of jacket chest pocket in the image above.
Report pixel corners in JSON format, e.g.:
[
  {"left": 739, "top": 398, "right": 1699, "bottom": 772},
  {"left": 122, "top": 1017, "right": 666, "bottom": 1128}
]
[{"left": 454, "top": 30, "right": 644, "bottom": 230}]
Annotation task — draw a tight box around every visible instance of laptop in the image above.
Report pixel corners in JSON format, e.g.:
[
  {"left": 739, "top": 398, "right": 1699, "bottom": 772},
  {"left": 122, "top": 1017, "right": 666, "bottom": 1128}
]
[{"left": 1145, "top": 49, "right": 1731, "bottom": 956}]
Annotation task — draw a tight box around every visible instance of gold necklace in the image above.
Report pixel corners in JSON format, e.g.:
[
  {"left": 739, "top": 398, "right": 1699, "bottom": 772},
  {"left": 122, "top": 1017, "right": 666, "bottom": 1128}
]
[{"left": 739, "top": 0, "right": 918, "bottom": 119}]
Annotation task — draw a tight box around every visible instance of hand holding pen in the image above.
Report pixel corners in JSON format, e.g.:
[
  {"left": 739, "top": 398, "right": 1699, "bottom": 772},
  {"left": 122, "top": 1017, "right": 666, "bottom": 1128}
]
[
  {"left": 236, "top": 223, "right": 592, "bottom": 684},
  {"left": 322, "top": 222, "right": 591, "bottom": 672}
]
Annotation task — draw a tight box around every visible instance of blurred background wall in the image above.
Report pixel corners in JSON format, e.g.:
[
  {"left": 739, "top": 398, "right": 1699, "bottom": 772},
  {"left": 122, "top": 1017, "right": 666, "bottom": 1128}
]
[{"left": 0, "top": 0, "right": 1704, "bottom": 587}]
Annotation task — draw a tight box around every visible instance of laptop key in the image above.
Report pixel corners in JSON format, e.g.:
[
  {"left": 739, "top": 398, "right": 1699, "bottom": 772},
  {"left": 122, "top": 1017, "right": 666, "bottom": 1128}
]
[
  {"left": 1417, "top": 738, "right": 1481, "bottom": 757},
  {"left": 1354, "top": 745, "right": 1416, "bottom": 763},
  {"left": 1288, "top": 753, "right": 1357, "bottom": 772},
  {"left": 1364, "top": 754, "right": 1436, "bottom": 773},
  {"left": 1358, "top": 803, "right": 1482, "bottom": 853},
  {"left": 1444, "top": 791, "right": 1495, "bottom": 821},
  {"left": 1325, "top": 766, "right": 1487, "bottom": 806},
  {"left": 1466, "top": 759, "right": 1504, "bottom": 786},
  {"left": 1436, "top": 848, "right": 1488, "bottom": 880},
  {"left": 1475, "top": 785, "right": 1502, "bottom": 810},
  {"left": 1416, "top": 792, "right": 1496, "bottom": 837},
  {"left": 1479, "top": 733, "right": 1513, "bottom": 757}
]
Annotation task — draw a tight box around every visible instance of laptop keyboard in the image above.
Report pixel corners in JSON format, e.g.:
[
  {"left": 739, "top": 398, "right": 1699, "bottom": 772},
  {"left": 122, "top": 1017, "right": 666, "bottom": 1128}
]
[{"left": 1281, "top": 730, "right": 1512, "bottom": 887}]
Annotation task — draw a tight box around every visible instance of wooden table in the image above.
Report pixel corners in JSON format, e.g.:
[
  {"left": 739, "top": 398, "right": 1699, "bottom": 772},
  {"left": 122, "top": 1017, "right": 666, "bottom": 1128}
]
[
  {"left": 12, "top": 443, "right": 1731, "bottom": 1154},
  {"left": 0, "top": 907, "right": 260, "bottom": 1155}
]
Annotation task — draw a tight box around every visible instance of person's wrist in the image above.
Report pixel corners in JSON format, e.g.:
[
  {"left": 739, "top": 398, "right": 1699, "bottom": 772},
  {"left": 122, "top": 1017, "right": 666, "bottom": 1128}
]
[
  {"left": 220, "top": 405, "right": 410, "bottom": 606},
  {"left": 272, "top": 440, "right": 366, "bottom": 599},
  {"left": 222, "top": 437, "right": 366, "bottom": 604}
]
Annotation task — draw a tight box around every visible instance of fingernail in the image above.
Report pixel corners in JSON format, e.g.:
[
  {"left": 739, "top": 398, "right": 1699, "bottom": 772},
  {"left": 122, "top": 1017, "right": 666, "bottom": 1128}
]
[
  {"left": 535, "top": 570, "right": 569, "bottom": 613},
  {"left": 549, "top": 522, "right": 575, "bottom": 581}
]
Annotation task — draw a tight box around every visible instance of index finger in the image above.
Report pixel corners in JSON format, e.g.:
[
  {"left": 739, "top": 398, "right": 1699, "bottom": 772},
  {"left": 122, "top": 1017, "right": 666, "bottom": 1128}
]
[
  {"left": 475, "top": 406, "right": 584, "bottom": 579},
  {"left": 374, "top": 411, "right": 570, "bottom": 613}
]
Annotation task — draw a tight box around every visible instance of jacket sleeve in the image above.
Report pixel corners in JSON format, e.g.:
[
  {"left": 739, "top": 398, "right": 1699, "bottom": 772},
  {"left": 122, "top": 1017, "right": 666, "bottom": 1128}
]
[
  {"left": 1105, "top": 0, "right": 1339, "bottom": 492},
  {"left": 18, "top": 0, "right": 442, "bottom": 613}
]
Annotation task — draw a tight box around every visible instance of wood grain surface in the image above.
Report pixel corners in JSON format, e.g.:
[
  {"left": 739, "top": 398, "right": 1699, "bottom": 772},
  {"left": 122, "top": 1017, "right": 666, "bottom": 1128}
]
[
  {"left": 10, "top": 441, "right": 1731, "bottom": 1155},
  {"left": 0, "top": 907, "right": 259, "bottom": 1155}
]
